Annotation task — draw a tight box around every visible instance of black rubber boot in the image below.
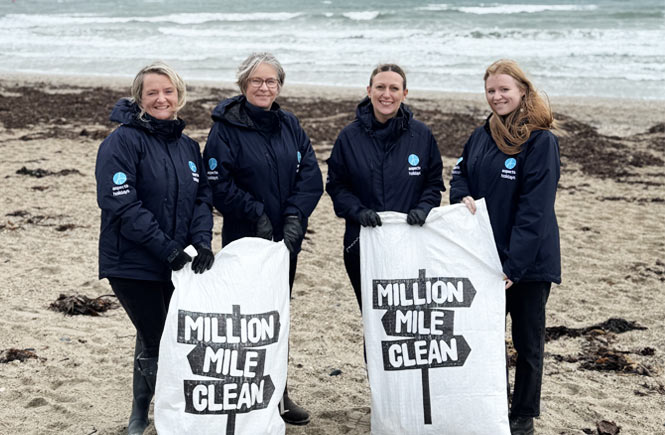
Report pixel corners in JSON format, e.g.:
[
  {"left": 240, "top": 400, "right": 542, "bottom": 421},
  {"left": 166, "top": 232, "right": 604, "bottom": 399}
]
[
  {"left": 127, "top": 339, "right": 156, "bottom": 435},
  {"left": 279, "top": 386, "right": 310, "bottom": 426},
  {"left": 509, "top": 415, "right": 535, "bottom": 435}
]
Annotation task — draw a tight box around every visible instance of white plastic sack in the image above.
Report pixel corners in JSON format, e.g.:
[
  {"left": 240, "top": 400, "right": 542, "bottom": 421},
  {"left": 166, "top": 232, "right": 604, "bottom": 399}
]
[
  {"left": 155, "top": 238, "right": 290, "bottom": 435},
  {"left": 360, "top": 199, "right": 510, "bottom": 435}
]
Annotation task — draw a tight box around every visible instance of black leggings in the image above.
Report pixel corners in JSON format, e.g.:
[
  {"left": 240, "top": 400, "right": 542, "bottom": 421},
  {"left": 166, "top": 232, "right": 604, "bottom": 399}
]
[
  {"left": 108, "top": 277, "right": 174, "bottom": 358},
  {"left": 343, "top": 249, "right": 362, "bottom": 312}
]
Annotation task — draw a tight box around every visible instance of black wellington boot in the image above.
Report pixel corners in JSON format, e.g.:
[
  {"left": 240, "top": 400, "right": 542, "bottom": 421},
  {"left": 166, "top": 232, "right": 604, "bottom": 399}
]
[
  {"left": 279, "top": 386, "right": 310, "bottom": 426},
  {"left": 127, "top": 339, "right": 155, "bottom": 435},
  {"left": 509, "top": 415, "right": 535, "bottom": 435}
]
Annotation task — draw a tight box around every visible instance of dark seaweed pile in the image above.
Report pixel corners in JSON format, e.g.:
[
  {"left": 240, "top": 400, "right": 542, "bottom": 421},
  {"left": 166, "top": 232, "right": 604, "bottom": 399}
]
[{"left": 1, "top": 84, "right": 663, "bottom": 180}]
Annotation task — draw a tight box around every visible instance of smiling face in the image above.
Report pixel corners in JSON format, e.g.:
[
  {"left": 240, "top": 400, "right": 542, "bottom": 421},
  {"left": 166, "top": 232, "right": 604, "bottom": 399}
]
[
  {"left": 245, "top": 62, "right": 280, "bottom": 110},
  {"left": 140, "top": 73, "right": 178, "bottom": 120},
  {"left": 367, "top": 71, "right": 408, "bottom": 123},
  {"left": 484, "top": 73, "right": 525, "bottom": 116}
]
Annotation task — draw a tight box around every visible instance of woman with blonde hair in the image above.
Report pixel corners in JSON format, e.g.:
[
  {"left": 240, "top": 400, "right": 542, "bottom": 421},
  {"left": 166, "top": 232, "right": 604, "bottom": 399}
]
[
  {"left": 450, "top": 59, "right": 560, "bottom": 435},
  {"left": 96, "top": 61, "right": 215, "bottom": 434}
]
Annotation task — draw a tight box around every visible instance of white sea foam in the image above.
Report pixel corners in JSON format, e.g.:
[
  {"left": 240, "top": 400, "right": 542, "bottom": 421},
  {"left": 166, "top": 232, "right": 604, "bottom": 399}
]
[
  {"left": 416, "top": 4, "right": 452, "bottom": 12},
  {"left": 342, "top": 11, "right": 380, "bottom": 21},
  {"left": 0, "top": 12, "right": 303, "bottom": 28},
  {"left": 456, "top": 4, "right": 598, "bottom": 15}
]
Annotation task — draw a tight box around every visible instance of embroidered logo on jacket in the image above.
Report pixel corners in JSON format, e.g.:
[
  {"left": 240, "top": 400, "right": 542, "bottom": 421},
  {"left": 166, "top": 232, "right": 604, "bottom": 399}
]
[
  {"left": 452, "top": 157, "right": 463, "bottom": 176},
  {"left": 207, "top": 158, "right": 219, "bottom": 181},
  {"left": 408, "top": 154, "right": 421, "bottom": 176},
  {"left": 501, "top": 158, "right": 517, "bottom": 180},
  {"left": 189, "top": 161, "right": 200, "bottom": 183},
  {"left": 111, "top": 172, "right": 130, "bottom": 196},
  {"left": 113, "top": 172, "right": 127, "bottom": 185}
]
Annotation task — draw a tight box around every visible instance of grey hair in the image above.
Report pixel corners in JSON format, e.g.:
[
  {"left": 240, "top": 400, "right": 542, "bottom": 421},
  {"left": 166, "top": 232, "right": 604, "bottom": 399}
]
[
  {"left": 130, "top": 61, "right": 187, "bottom": 119},
  {"left": 236, "top": 52, "right": 285, "bottom": 94}
]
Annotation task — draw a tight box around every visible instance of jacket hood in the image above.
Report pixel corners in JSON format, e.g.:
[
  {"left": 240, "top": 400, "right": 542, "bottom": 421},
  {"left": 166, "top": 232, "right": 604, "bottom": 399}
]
[
  {"left": 110, "top": 98, "right": 185, "bottom": 138},
  {"left": 211, "top": 95, "right": 281, "bottom": 130},
  {"left": 355, "top": 96, "right": 412, "bottom": 134}
]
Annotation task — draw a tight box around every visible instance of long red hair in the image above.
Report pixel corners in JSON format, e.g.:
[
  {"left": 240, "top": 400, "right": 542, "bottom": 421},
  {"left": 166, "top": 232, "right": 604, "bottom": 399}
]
[{"left": 484, "top": 59, "right": 555, "bottom": 155}]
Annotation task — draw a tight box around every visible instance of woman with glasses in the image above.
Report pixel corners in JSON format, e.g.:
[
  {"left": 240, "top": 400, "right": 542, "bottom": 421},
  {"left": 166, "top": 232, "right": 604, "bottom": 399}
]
[
  {"left": 202, "top": 52, "right": 323, "bottom": 426},
  {"left": 450, "top": 59, "right": 560, "bottom": 435},
  {"left": 326, "top": 63, "right": 445, "bottom": 313}
]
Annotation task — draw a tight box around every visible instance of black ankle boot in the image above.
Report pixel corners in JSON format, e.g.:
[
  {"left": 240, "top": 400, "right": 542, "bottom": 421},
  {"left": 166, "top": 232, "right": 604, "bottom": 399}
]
[
  {"left": 127, "top": 340, "right": 156, "bottom": 435},
  {"left": 509, "top": 415, "right": 534, "bottom": 435},
  {"left": 279, "top": 387, "right": 310, "bottom": 426}
]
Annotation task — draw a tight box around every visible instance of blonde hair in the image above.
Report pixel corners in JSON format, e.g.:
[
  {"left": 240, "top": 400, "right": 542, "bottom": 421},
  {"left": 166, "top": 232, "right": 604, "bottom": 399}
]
[
  {"left": 484, "top": 59, "right": 555, "bottom": 155},
  {"left": 130, "top": 61, "right": 187, "bottom": 120}
]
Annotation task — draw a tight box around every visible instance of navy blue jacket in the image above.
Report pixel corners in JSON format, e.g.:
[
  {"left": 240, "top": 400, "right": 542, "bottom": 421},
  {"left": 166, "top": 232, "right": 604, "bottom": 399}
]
[
  {"left": 449, "top": 118, "right": 561, "bottom": 284},
  {"left": 203, "top": 95, "right": 323, "bottom": 247},
  {"left": 326, "top": 98, "right": 444, "bottom": 253},
  {"left": 96, "top": 99, "right": 213, "bottom": 281}
]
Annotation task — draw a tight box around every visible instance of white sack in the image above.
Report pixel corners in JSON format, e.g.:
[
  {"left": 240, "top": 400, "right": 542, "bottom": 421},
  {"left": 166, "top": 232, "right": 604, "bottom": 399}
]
[
  {"left": 360, "top": 199, "right": 510, "bottom": 435},
  {"left": 155, "top": 238, "right": 290, "bottom": 435}
]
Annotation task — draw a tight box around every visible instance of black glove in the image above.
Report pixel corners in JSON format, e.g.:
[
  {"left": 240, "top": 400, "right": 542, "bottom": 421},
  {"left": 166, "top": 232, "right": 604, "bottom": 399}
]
[
  {"left": 167, "top": 248, "right": 192, "bottom": 271},
  {"left": 358, "top": 209, "right": 382, "bottom": 227},
  {"left": 191, "top": 244, "right": 214, "bottom": 274},
  {"left": 407, "top": 208, "right": 428, "bottom": 226},
  {"left": 282, "top": 215, "right": 304, "bottom": 254},
  {"left": 256, "top": 213, "right": 273, "bottom": 240}
]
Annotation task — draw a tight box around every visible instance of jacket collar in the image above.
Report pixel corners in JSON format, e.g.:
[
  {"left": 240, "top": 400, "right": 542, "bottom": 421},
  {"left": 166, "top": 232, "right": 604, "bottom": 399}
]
[
  {"left": 110, "top": 98, "right": 185, "bottom": 139},
  {"left": 211, "top": 95, "right": 281, "bottom": 130},
  {"left": 355, "top": 96, "right": 412, "bottom": 135}
]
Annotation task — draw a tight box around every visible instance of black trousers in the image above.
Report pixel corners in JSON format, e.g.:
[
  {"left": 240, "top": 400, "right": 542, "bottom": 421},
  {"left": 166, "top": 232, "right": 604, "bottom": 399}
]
[
  {"left": 288, "top": 253, "right": 297, "bottom": 293},
  {"left": 506, "top": 280, "right": 551, "bottom": 418},
  {"left": 108, "top": 277, "right": 174, "bottom": 358},
  {"left": 343, "top": 249, "right": 363, "bottom": 312}
]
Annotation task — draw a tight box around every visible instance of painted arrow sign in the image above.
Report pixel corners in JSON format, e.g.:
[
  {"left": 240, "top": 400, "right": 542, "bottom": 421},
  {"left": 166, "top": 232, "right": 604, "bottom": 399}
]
[
  {"left": 177, "top": 305, "right": 281, "bottom": 435},
  {"left": 372, "top": 269, "right": 476, "bottom": 425}
]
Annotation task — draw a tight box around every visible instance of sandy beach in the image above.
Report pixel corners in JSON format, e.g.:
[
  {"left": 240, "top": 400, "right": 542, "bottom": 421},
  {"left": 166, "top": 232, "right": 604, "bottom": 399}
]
[{"left": 0, "top": 73, "right": 663, "bottom": 435}]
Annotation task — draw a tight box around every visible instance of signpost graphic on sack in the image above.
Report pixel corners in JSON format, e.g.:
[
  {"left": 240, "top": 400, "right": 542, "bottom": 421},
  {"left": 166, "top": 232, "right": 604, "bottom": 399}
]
[
  {"left": 360, "top": 201, "right": 511, "bottom": 435},
  {"left": 374, "top": 270, "right": 476, "bottom": 423},
  {"left": 155, "top": 239, "right": 290, "bottom": 435}
]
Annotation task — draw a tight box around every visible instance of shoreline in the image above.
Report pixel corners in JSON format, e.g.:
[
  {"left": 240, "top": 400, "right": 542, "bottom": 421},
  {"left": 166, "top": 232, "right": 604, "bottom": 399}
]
[{"left": 3, "top": 71, "right": 662, "bottom": 137}]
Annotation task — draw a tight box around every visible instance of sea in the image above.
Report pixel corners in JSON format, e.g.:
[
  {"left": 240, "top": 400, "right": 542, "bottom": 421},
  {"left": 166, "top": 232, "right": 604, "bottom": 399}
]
[{"left": 0, "top": 0, "right": 663, "bottom": 100}]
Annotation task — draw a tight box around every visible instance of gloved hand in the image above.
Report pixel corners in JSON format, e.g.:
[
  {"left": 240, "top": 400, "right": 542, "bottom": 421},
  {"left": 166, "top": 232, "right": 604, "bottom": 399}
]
[
  {"left": 282, "top": 215, "right": 304, "bottom": 253},
  {"left": 167, "top": 248, "right": 192, "bottom": 271},
  {"left": 256, "top": 213, "right": 273, "bottom": 240},
  {"left": 358, "top": 209, "right": 382, "bottom": 227},
  {"left": 191, "top": 244, "right": 214, "bottom": 274},
  {"left": 407, "top": 208, "right": 428, "bottom": 226}
]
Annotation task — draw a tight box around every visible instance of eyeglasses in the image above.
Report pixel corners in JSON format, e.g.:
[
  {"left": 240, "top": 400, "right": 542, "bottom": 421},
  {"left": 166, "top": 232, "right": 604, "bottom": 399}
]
[{"left": 248, "top": 77, "right": 279, "bottom": 89}]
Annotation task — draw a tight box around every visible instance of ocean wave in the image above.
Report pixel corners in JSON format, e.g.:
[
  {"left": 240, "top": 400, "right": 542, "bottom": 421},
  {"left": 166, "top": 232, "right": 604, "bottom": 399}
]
[
  {"left": 0, "top": 12, "right": 303, "bottom": 28},
  {"left": 342, "top": 11, "right": 381, "bottom": 21},
  {"left": 456, "top": 4, "right": 598, "bottom": 15},
  {"left": 415, "top": 4, "right": 452, "bottom": 12}
]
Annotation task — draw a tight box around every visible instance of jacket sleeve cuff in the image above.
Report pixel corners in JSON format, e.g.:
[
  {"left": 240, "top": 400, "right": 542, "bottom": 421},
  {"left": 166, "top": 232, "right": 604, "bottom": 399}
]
[
  {"left": 160, "top": 240, "right": 182, "bottom": 262},
  {"left": 502, "top": 263, "right": 523, "bottom": 284}
]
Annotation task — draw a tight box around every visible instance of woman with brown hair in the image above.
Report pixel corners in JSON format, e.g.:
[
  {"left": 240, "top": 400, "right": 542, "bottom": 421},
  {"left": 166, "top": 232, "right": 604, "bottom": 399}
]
[
  {"left": 326, "top": 63, "right": 445, "bottom": 312},
  {"left": 450, "top": 59, "right": 561, "bottom": 435}
]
